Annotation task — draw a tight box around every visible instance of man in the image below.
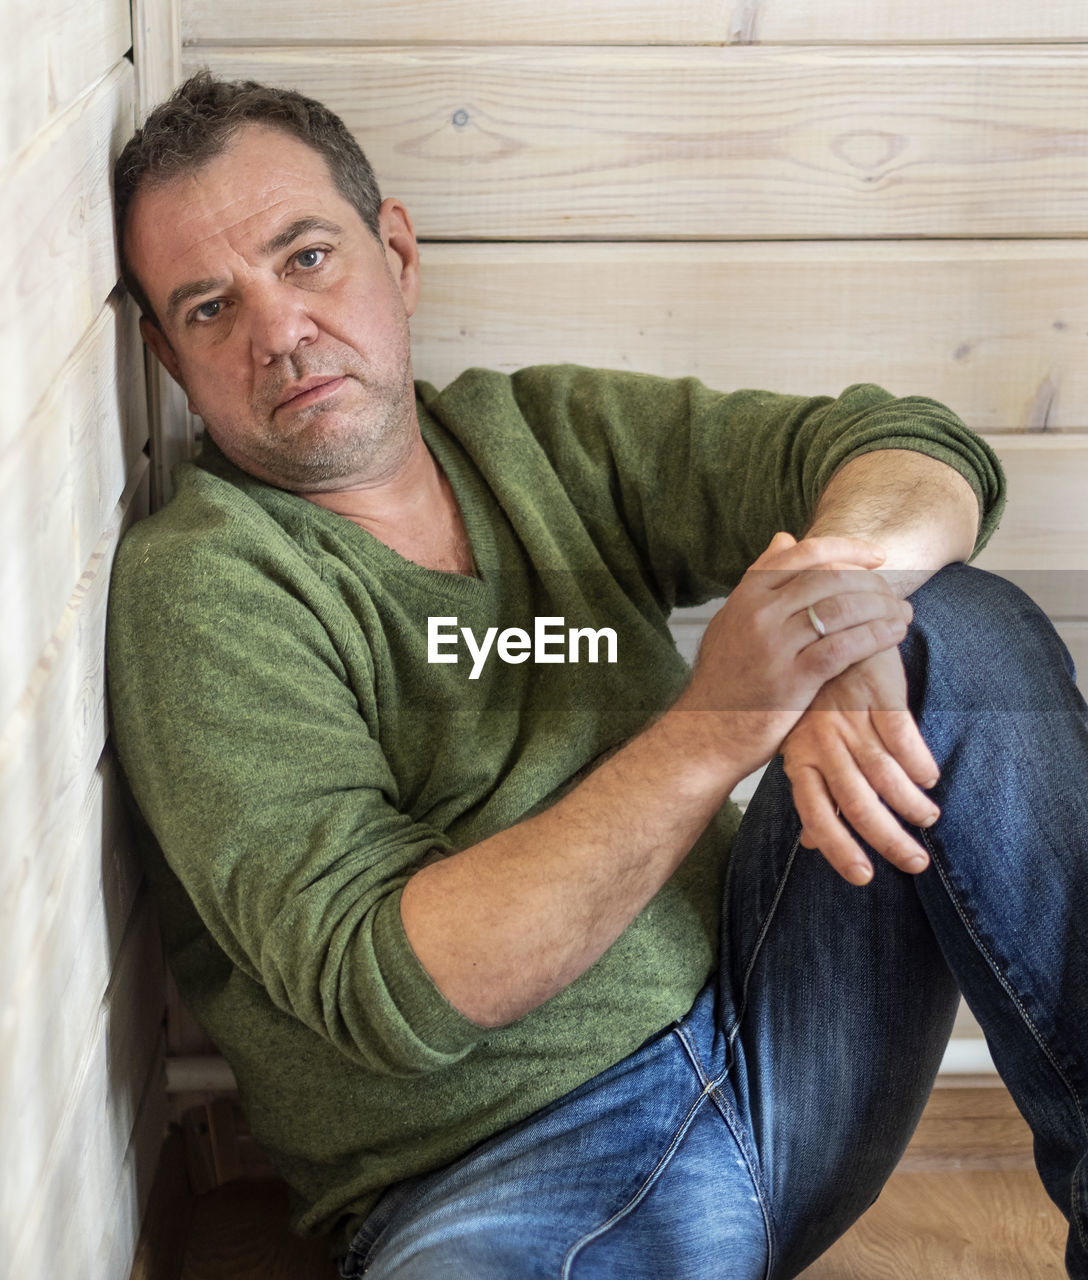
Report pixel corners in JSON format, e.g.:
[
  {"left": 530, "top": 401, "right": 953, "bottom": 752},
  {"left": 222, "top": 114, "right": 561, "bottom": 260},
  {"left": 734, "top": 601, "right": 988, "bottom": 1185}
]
[{"left": 107, "top": 73, "right": 1088, "bottom": 1278}]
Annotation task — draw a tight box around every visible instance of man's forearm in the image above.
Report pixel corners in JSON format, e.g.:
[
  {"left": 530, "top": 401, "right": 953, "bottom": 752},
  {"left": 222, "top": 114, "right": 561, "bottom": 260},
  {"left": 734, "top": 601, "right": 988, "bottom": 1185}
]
[
  {"left": 400, "top": 708, "right": 738, "bottom": 1028},
  {"left": 803, "top": 449, "right": 981, "bottom": 597}
]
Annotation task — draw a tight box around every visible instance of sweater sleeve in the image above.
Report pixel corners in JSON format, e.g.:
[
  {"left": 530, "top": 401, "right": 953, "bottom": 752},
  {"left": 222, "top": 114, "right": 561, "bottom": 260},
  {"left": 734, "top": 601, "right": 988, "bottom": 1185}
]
[
  {"left": 107, "top": 479, "right": 486, "bottom": 1077},
  {"left": 504, "top": 368, "right": 1006, "bottom": 610}
]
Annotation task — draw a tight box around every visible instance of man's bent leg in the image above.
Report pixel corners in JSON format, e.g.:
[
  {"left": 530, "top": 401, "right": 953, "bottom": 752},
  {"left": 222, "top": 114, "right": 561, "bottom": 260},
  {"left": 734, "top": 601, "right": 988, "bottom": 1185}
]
[
  {"left": 905, "top": 564, "right": 1088, "bottom": 1278},
  {"left": 719, "top": 564, "right": 1088, "bottom": 1278}
]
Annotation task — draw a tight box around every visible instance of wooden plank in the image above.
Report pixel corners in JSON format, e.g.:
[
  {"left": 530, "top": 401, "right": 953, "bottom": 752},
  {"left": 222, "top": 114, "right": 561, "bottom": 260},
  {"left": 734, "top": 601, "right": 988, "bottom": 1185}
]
[
  {"left": 6, "top": 898, "right": 164, "bottom": 1275},
  {"left": 0, "top": 745, "right": 140, "bottom": 1003},
  {"left": 93, "top": 1054, "right": 168, "bottom": 1280},
  {"left": 154, "top": 241, "right": 1088, "bottom": 497},
  {"left": 0, "top": 753, "right": 145, "bottom": 1209},
  {"left": 150, "top": 354, "right": 200, "bottom": 508},
  {"left": 181, "top": 0, "right": 1088, "bottom": 47},
  {"left": 977, "top": 437, "right": 1088, "bottom": 618},
  {"left": 899, "top": 1087, "right": 1034, "bottom": 1173},
  {"left": 410, "top": 241, "right": 1088, "bottom": 434},
  {"left": 187, "top": 46, "right": 1088, "bottom": 240},
  {"left": 802, "top": 1170, "right": 1065, "bottom": 1278},
  {"left": 0, "top": 458, "right": 150, "bottom": 940},
  {"left": 133, "top": 0, "right": 181, "bottom": 122},
  {"left": 747, "top": 1, "right": 1088, "bottom": 45},
  {"left": 0, "top": 60, "right": 135, "bottom": 445},
  {"left": 1, "top": 294, "right": 148, "bottom": 726},
  {"left": 659, "top": 442, "right": 1088, "bottom": 618},
  {"left": 0, "top": 0, "right": 130, "bottom": 166}
]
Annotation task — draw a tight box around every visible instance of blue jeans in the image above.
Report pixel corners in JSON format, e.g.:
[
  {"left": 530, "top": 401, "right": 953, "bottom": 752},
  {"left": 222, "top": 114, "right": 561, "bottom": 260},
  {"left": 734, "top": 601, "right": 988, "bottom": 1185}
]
[{"left": 341, "top": 565, "right": 1088, "bottom": 1279}]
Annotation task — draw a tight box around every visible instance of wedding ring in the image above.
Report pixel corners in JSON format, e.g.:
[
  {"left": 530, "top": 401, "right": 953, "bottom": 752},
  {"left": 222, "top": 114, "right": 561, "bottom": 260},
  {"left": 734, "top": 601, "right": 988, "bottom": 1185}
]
[{"left": 806, "top": 604, "right": 827, "bottom": 638}]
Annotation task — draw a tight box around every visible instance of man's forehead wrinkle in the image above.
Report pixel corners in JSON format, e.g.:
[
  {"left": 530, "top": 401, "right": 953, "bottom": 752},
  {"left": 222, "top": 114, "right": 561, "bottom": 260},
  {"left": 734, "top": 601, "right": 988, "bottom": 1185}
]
[{"left": 156, "top": 195, "right": 313, "bottom": 316}]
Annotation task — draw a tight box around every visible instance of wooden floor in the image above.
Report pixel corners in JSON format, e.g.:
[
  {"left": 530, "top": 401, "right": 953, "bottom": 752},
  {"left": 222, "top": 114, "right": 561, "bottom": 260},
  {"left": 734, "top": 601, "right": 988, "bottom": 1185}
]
[{"left": 159, "top": 1087, "right": 1068, "bottom": 1280}]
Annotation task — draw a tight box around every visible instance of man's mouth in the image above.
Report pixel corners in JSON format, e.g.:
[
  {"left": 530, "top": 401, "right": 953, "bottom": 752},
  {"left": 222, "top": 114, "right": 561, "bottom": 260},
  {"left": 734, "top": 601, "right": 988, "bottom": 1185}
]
[{"left": 276, "top": 375, "right": 348, "bottom": 412}]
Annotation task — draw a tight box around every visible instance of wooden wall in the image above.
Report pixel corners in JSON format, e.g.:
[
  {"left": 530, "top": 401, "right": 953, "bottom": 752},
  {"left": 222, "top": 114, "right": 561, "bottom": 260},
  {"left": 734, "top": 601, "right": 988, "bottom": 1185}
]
[{"left": 0, "top": 3, "right": 163, "bottom": 1277}]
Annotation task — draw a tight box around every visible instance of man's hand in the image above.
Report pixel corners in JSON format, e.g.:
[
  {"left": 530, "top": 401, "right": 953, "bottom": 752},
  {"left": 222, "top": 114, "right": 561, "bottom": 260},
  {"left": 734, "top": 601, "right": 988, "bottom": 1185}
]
[
  {"left": 672, "top": 531, "right": 914, "bottom": 783},
  {"left": 780, "top": 646, "right": 941, "bottom": 886}
]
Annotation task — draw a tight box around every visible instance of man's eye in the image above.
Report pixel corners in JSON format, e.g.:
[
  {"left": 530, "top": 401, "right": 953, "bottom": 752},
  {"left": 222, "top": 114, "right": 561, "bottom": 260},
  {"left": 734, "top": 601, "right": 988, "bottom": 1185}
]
[
  {"left": 193, "top": 300, "right": 223, "bottom": 322},
  {"left": 293, "top": 247, "right": 328, "bottom": 270}
]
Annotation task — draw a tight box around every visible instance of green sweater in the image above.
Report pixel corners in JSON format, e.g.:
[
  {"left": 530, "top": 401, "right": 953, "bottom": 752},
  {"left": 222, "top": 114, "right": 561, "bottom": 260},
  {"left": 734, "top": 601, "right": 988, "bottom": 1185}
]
[{"left": 106, "top": 366, "right": 1004, "bottom": 1244}]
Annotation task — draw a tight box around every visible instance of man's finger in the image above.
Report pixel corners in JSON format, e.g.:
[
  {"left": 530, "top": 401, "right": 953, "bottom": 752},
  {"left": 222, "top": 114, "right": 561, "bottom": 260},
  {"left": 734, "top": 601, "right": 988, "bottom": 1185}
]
[
  {"left": 872, "top": 707, "right": 940, "bottom": 789},
  {"left": 789, "top": 591, "right": 912, "bottom": 649},
  {"left": 822, "top": 752, "right": 931, "bottom": 874},
  {"left": 797, "top": 615, "right": 909, "bottom": 685},
  {"left": 847, "top": 740, "right": 940, "bottom": 836},
  {"left": 791, "top": 763, "right": 875, "bottom": 886}
]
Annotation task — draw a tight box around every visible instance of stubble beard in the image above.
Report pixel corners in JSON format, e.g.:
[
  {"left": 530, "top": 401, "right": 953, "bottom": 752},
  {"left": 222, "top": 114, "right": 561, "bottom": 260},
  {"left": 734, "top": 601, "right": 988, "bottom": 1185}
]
[{"left": 207, "top": 344, "right": 417, "bottom": 492}]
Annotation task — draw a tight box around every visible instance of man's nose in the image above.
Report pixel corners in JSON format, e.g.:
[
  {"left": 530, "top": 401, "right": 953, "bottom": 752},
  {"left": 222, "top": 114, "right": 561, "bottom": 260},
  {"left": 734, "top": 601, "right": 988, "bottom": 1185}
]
[{"left": 248, "top": 282, "right": 320, "bottom": 363}]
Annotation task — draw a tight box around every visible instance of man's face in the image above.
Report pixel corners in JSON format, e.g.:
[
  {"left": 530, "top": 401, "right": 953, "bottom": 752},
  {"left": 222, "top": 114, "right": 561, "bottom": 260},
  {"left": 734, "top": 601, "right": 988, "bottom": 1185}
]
[{"left": 125, "top": 124, "right": 421, "bottom": 491}]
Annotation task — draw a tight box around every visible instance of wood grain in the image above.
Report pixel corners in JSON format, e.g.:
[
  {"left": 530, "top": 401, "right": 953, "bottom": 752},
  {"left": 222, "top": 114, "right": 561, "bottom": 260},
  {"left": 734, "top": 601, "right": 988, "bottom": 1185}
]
[
  {"left": 90, "top": 1040, "right": 169, "bottom": 1280},
  {"left": 1, "top": 294, "right": 148, "bottom": 726},
  {"left": 133, "top": 0, "right": 181, "bottom": 122},
  {"left": 187, "top": 46, "right": 1088, "bottom": 240},
  {"left": 0, "top": 0, "right": 130, "bottom": 165},
  {"left": 181, "top": 0, "right": 1088, "bottom": 47},
  {"left": 0, "top": 752, "right": 144, "bottom": 1214},
  {"left": 898, "top": 1086, "right": 1035, "bottom": 1172},
  {"left": 0, "top": 60, "right": 134, "bottom": 443},
  {"left": 0, "top": 459, "right": 150, "bottom": 973},
  {"left": 7, "top": 900, "right": 164, "bottom": 1275},
  {"left": 408, "top": 241, "right": 1088, "bottom": 433},
  {"left": 801, "top": 1171, "right": 1066, "bottom": 1278},
  {"left": 158, "top": 239, "right": 1088, "bottom": 500},
  {"left": 977, "top": 437, "right": 1088, "bottom": 619}
]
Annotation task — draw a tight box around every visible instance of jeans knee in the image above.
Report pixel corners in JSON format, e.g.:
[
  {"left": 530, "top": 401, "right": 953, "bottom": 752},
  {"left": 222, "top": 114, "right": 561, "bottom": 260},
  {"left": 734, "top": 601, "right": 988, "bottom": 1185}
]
[{"left": 902, "top": 564, "right": 1076, "bottom": 714}]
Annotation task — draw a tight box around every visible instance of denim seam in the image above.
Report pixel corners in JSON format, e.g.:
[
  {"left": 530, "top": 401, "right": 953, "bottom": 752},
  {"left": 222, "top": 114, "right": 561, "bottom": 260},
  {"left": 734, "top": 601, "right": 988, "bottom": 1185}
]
[
  {"left": 673, "top": 967, "right": 781, "bottom": 1275},
  {"left": 922, "top": 825, "right": 1088, "bottom": 1253},
  {"left": 723, "top": 836, "right": 801, "bottom": 1055},
  {"left": 706, "top": 1082, "right": 776, "bottom": 1280},
  {"left": 558, "top": 1084, "right": 715, "bottom": 1279},
  {"left": 673, "top": 1018, "right": 728, "bottom": 1092}
]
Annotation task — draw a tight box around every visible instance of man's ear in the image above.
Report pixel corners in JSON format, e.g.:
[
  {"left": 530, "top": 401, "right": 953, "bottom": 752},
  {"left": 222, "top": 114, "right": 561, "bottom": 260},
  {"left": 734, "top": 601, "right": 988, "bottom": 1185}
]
[
  {"left": 378, "top": 198, "right": 421, "bottom": 318},
  {"left": 140, "top": 316, "right": 185, "bottom": 386}
]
